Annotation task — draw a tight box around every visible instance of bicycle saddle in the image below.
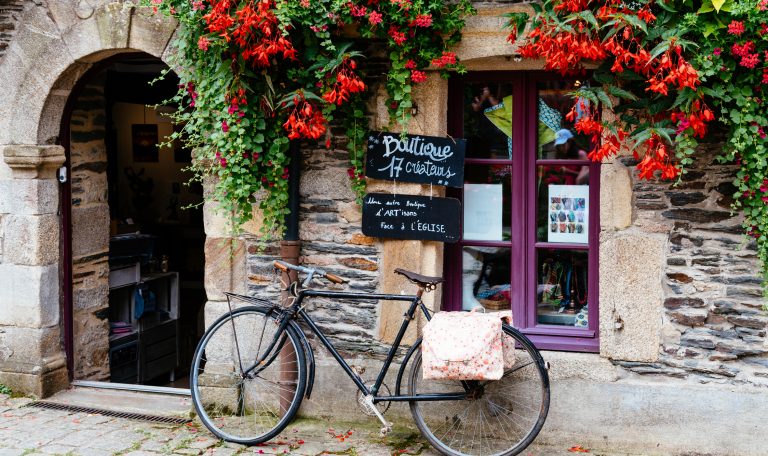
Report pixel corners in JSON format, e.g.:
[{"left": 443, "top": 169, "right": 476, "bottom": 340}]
[{"left": 394, "top": 268, "right": 443, "bottom": 289}]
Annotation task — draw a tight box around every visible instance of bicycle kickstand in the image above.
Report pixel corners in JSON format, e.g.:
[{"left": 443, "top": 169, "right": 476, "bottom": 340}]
[{"left": 362, "top": 394, "right": 392, "bottom": 437}]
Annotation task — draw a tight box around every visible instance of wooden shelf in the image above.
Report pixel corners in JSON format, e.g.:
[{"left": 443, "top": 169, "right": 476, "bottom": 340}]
[{"left": 108, "top": 266, "right": 180, "bottom": 384}]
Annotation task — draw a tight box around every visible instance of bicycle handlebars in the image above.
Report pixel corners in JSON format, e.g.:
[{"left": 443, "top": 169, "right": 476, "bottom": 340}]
[{"left": 274, "top": 260, "right": 346, "bottom": 285}]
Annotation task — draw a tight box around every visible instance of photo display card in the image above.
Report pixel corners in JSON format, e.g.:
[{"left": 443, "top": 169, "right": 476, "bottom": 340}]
[{"left": 547, "top": 185, "right": 589, "bottom": 244}]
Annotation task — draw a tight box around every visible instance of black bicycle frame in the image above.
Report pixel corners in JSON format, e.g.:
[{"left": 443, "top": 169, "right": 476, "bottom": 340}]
[{"left": 244, "top": 287, "right": 468, "bottom": 404}]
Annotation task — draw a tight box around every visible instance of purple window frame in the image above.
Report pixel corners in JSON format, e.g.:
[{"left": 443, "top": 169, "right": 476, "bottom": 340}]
[{"left": 443, "top": 72, "right": 600, "bottom": 353}]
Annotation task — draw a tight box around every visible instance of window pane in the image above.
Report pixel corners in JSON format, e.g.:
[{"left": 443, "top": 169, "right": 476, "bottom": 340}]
[
  {"left": 462, "top": 82, "right": 514, "bottom": 159},
  {"left": 536, "top": 165, "right": 589, "bottom": 243},
  {"left": 537, "top": 80, "right": 592, "bottom": 159},
  {"left": 461, "top": 246, "right": 510, "bottom": 311},
  {"left": 463, "top": 164, "right": 511, "bottom": 241},
  {"left": 537, "top": 249, "right": 588, "bottom": 327}
]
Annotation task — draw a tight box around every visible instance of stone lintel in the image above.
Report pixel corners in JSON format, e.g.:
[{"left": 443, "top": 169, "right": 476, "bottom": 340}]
[{"left": 2, "top": 145, "right": 65, "bottom": 179}]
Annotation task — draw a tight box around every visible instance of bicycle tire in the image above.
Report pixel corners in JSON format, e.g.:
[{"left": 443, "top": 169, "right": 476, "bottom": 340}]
[
  {"left": 408, "top": 324, "right": 550, "bottom": 456},
  {"left": 190, "top": 306, "right": 307, "bottom": 445}
]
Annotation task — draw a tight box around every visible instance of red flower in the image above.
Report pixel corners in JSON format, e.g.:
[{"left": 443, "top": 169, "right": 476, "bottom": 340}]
[
  {"left": 283, "top": 93, "right": 326, "bottom": 140},
  {"left": 740, "top": 53, "right": 760, "bottom": 69},
  {"left": 197, "top": 36, "right": 210, "bottom": 51},
  {"left": 221, "top": 120, "right": 229, "bottom": 132},
  {"left": 322, "top": 58, "right": 365, "bottom": 105},
  {"left": 732, "top": 41, "right": 755, "bottom": 57},
  {"left": 410, "top": 14, "right": 432, "bottom": 27},
  {"left": 431, "top": 51, "right": 457, "bottom": 67},
  {"left": 368, "top": 10, "right": 382, "bottom": 25},
  {"left": 404, "top": 59, "right": 416, "bottom": 69},
  {"left": 349, "top": 4, "right": 367, "bottom": 17},
  {"left": 410, "top": 70, "right": 427, "bottom": 83},
  {"left": 388, "top": 26, "right": 407, "bottom": 45},
  {"left": 727, "top": 20, "right": 745, "bottom": 36}
]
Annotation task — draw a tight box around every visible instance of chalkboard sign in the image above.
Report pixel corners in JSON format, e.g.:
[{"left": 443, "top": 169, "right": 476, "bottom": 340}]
[
  {"left": 362, "top": 193, "right": 461, "bottom": 243},
  {"left": 365, "top": 131, "right": 465, "bottom": 187}
]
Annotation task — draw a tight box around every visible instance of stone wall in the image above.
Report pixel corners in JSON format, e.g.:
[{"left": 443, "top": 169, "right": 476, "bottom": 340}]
[
  {"left": 0, "top": 0, "right": 24, "bottom": 63},
  {"left": 616, "top": 136, "right": 768, "bottom": 385},
  {"left": 0, "top": 145, "right": 67, "bottom": 397},
  {"left": 69, "top": 76, "right": 111, "bottom": 381},
  {"left": 245, "top": 143, "right": 384, "bottom": 356}
]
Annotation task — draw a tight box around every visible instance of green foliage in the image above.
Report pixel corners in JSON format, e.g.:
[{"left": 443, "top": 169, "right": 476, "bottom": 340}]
[
  {"left": 516, "top": 0, "right": 768, "bottom": 286},
  {"left": 146, "top": 0, "right": 474, "bottom": 237}
]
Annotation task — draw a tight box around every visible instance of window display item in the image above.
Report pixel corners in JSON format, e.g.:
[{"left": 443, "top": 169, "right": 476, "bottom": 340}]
[{"left": 547, "top": 185, "right": 589, "bottom": 243}]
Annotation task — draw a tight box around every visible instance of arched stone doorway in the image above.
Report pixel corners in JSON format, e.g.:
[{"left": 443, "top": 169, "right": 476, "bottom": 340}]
[
  {"left": 60, "top": 53, "right": 206, "bottom": 387},
  {"left": 0, "top": 2, "right": 183, "bottom": 396}
]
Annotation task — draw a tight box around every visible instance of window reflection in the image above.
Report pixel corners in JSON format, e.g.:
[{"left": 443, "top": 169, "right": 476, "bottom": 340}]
[
  {"left": 463, "top": 83, "right": 514, "bottom": 159},
  {"left": 537, "top": 80, "right": 593, "bottom": 159},
  {"left": 462, "top": 247, "right": 511, "bottom": 311}
]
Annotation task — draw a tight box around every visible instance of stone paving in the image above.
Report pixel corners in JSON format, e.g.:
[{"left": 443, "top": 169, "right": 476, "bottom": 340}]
[{"left": 0, "top": 394, "right": 649, "bottom": 456}]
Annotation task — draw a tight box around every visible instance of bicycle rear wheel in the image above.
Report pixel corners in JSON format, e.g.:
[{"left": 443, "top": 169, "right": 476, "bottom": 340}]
[
  {"left": 191, "top": 306, "right": 307, "bottom": 445},
  {"left": 408, "top": 325, "right": 550, "bottom": 456}
]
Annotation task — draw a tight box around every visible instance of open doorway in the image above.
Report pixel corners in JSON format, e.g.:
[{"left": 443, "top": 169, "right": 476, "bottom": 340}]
[{"left": 63, "top": 53, "right": 206, "bottom": 390}]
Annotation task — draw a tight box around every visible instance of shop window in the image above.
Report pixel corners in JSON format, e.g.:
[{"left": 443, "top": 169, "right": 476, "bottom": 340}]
[{"left": 444, "top": 73, "right": 600, "bottom": 352}]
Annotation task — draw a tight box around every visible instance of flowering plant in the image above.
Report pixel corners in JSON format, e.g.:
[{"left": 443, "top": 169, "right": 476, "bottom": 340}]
[
  {"left": 148, "top": 0, "right": 473, "bottom": 235},
  {"left": 509, "top": 0, "right": 768, "bottom": 281}
]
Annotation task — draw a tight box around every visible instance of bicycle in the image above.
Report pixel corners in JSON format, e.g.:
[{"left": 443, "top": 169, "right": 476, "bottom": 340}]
[{"left": 190, "top": 260, "right": 550, "bottom": 456}]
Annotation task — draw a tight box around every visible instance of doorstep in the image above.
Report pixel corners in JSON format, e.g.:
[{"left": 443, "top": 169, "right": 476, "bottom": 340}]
[{"left": 42, "top": 385, "right": 193, "bottom": 418}]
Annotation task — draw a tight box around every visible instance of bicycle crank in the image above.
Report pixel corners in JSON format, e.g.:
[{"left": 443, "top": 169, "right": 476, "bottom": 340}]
[{"left": 356, "top": 381, "right": 392, "bottom": 436}]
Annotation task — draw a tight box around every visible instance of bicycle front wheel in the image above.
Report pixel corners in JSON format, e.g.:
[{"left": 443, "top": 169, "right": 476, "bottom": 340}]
[
  {"left": 191, "top": 306, "right": 307, "bottom": 445},
  {"left": 408, "top": 325, "right": 550, "bottom": 456}
]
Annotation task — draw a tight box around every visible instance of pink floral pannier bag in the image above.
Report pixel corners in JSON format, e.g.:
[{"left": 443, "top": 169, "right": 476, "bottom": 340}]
[{"left": 422, "top": 310, "right": 516, "bottom": 381}]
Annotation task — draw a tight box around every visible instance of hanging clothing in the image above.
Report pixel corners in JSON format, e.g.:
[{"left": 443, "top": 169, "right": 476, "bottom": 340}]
[{"left": 483, "top": 95, "right": 560, "bottom": 157}]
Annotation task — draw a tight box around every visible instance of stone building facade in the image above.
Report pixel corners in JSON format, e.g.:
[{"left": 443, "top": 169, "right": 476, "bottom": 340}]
[{"left": 0, "top": 1, "right": 766, "bottom": 455}]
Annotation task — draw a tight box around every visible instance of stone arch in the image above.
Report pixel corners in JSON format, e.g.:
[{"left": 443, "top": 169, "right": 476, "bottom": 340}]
[
  {"left": 0, "top": 2, "right": 177, "bottom": 146},
  {"left": 0, "top": 2, "right": 178, "bottom": 396}
]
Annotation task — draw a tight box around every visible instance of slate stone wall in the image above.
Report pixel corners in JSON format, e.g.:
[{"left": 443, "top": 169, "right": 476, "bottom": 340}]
[
  {"left": 618, "top": 136, "right": 768, "bottom": 385},
  {"left": 69, "top": 76, "right": 111, "bottom": 381},
  {"left": 245, "top": 142, "right": 385, "bottom": 357}
]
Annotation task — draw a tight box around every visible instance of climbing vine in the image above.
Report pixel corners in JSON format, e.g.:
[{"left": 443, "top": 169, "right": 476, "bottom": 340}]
[
  {"left": 148, "top": 0, "right": 473, "bottom": 235},
  {"left": 508, "top": 0, "right": 768, "bottom": 280}
]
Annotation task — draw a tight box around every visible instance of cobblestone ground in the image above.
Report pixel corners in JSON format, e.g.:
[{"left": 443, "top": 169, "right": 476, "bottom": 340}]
[{"left": 0, "top": 395, "right": 646, "bottom": 456}]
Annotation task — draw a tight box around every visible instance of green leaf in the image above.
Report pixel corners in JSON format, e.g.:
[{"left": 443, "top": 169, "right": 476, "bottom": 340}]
[
  {"left": 711, "top": 0, "right": 726, "bottom": 12},
  {"left": 698, "top": 1, "right": 714, "bottom": 13},
  {"left": 655, "top": 0, "right": 677, "bottom": 13},
  {"left": 607, "top": 86, "right": 638, "bottom": 101},
  {"left": 648, "top": 41, "right": 671, "bottom": 64},
  {"left": 594, "top": 90, "right": 613, "bottom": 110},
  {"left": 621, "top": 13, "right": 648, "bottom": 35}
]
